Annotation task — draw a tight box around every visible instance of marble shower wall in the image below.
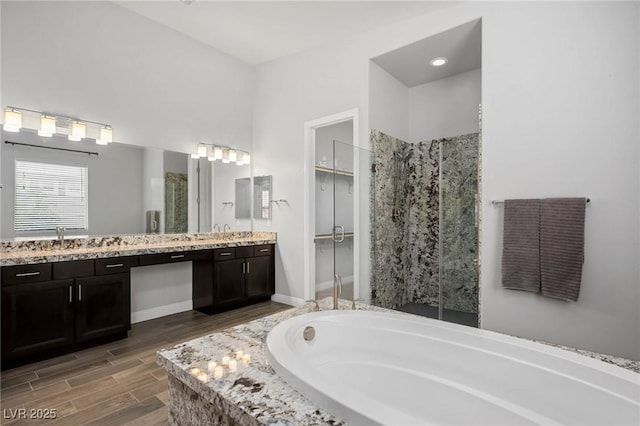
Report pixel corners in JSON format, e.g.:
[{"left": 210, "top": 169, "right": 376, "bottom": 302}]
[
  {"left": 370, "top": 129, "right": 479, "bottom": 314},
  {"left": 370, "top": 130, "right": 408, "bottom": 308},
  {"left": 404, "top": 140, "right": 440, "bottom": 307}
]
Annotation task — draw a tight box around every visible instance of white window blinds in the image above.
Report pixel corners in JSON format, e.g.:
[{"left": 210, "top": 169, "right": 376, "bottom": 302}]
[{"left": 15, "top": 160, "right": 88, "bottom": 232}]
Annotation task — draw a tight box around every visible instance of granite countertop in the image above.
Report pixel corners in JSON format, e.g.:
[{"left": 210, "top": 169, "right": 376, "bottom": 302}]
[
  {"left": 156, "top": 298, "right": 639, "bottom": 425},
  {"left": 0, "top": 231, "right": 276, "bottom": 266}
]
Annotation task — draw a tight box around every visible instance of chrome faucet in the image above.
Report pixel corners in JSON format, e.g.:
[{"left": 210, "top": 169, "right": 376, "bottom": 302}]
[
  {"left": 223, "top": 224, "right": 230, "bottom": 233},
  {"left": 213, "top": 224, "right": 220, "bottom": 232},
  {"left": 352, "top": 298, "right": 364, "bottom": 310},
  {"left": 55, "top": 226, "right": 66, "bottom": 250},
  {"left": 333, "top": 274, "right": 342, "bottom": 310}
]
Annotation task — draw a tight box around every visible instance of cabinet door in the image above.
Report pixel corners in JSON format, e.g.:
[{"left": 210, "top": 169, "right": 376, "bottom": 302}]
[
  {"left": 213, "top": 259, "right": 245, "bottom": 307},
  {"left": 1, "top": 279, "right": 74, "bottom": 359},
  {"left": 75, "top": 274, "right": 130, "bottom": 342},
  {"left": 245, "top": 255, "right": 273, "bottom": 299}
]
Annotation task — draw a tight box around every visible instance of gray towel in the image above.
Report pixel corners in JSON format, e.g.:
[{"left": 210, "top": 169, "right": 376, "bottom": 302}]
[
  {"left": 502, "top": 199, "right": 541, "bottom": 292},
  {"left": 540, "top": 198, "right": 587, "bottom": 301}
]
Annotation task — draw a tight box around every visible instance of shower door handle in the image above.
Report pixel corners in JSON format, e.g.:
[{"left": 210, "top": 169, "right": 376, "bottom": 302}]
[{"left": 333, "top": 225, "right": 345, "bottom": 243}]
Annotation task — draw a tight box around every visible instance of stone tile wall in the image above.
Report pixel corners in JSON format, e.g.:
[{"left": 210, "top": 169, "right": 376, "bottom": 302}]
[{"left": 370, "top": 129, "right": 479, "bottom": 314}]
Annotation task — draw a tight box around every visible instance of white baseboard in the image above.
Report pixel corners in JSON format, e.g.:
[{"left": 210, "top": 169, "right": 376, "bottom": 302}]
[
  {"left": 315, "top": 275, "right": 354, "bottom": 291},
  {"left": 271, "top": 293, "right": 306, "bottom": 307},
  {"left": 131, "top": 300, "right": 193, "bottom": 324}
]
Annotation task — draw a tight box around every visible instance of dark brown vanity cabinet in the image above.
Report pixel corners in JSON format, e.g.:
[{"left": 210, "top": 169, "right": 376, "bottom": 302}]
[
  {"left": 1, "top": 278, "right": 75, "bottom": 360},
  {"left": 75, "top": 273, "right": 130, "bottom": 342},
  {"left": 1, "top": 259, "right": 131, "bottom": 368},
  {"left": 245, "top": 246, "right": 274, "bottom": 299},
  {"left": 193, "top": 244, "right": 275, "bottom": 314},
  {"left": 1, "top": 245, "right": 272, "bottom": 368}
]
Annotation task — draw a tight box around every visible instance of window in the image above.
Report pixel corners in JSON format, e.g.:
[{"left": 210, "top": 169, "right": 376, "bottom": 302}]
[{"left": 15, "top": 160, "right": 88, "bottom": 232}]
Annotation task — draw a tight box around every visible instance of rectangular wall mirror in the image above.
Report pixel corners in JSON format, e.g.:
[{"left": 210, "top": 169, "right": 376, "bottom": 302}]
[
  {"left": 235, "top": 177, "right": 251, "bottom": 219},
  {"left": 253, "top": 175, "right": 272, "bottom": 220}
]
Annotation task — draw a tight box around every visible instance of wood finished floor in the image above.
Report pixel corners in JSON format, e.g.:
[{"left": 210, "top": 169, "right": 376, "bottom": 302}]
[{"left": 0, "top": 301, "right": 291, "bottom": 425}]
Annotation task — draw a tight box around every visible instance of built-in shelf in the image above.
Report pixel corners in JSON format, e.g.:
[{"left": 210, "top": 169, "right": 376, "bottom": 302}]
[
  {"left": 315, "top": 166, "right": 354, "bottom": 177},
  {"left": 314, "top": 232, "right": 354, "bottom": 242}
]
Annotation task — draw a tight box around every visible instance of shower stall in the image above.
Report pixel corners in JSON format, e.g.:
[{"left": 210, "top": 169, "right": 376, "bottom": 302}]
[{"left": 370, "top": 129, "right": 479, "bottom": 327}]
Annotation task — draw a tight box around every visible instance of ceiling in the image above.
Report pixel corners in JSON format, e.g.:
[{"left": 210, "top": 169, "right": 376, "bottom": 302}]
[
  {"left": 371, "top": 18, "right": 481, "bottom": 87},
  {"left": 114, "top": 1, "right": 461, "bottom": 65}
]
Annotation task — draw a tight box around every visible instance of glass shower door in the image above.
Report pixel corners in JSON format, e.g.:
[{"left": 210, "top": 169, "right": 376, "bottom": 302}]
[
  {"left": 331, "top": 140, "right": 375, "bottom": 305},
  {"left": 439, "top": 134, "right": 479, "bottom": 326},
  {"left": 314, "top": 137, "right": 374, "bottom": 305}
]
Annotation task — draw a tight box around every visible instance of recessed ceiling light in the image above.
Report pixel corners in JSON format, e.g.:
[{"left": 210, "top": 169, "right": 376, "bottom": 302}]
[{"left": 430, "top": 57, "right": 448, "bottom": 67}]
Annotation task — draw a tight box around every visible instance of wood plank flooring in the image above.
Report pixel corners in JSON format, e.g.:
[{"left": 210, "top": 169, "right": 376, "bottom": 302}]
[{"left": 0, "top": 301, "right": 291, "bottom": 425}]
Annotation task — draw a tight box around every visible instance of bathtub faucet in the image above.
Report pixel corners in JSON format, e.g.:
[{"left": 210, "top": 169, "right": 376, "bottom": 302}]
[{"left": 333, "top": 274, "right": 342, "bottom": 310}]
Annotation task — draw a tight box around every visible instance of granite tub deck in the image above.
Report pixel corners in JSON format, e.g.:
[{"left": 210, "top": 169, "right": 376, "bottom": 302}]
[
  {"left": 0, "top": 231, "right": 276, "bottom": 266},
  {"left": 156, "top": 299, "right": 639, "bottom": 426}
]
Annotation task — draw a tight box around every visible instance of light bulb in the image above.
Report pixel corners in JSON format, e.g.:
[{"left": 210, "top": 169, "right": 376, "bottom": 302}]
[
  {"left": 214, "top": 146, "right": 223, "bottom": 160},
  {"left": 197, "top": 144, "right": 208, "bottom": 158},
  {"left": 222, "top": 149, "right": 230, "bottom": 164},
  {"left": 69, "top": 122, "right": 86, "bottom": 141},
  {"left": 430, "top": 57, "right": 448, "bottom": 67},
  {"left": 229, "top": 150, "right": 237, "bottom": 162},
  {"left": 3, "top": 109, "right": 22, "bottom": 132},
  {"left": 242, "top": 152, "right": 250, "bottom": 165},
  {"left": 97, "top": 126, "right": 113, "bottom": 145},
  {"left": 38, "top": 115, "right": 56, "bottom": 137}
]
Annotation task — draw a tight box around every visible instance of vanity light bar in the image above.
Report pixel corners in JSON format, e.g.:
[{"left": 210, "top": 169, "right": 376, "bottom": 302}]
[
  {"left": 2, "top": 106, "right": 114, "bottom": 145},
  {"left": 193, "top": 142, "right": 249, "bottom": 166}
]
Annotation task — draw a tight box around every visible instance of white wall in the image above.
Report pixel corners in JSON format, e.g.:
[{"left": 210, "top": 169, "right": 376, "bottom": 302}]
[
  {"left": 369, "top": 62, "right": 409, "bottom": 141},
  {"left": 1, "top": 1, "right": 254, "bottom": 155},
  {"left": 130, "top": 262, "right": 192, "bottom": 324},
  {"left": 408, "top": 68, "right": 481, "bottom": 142},
  {"left": 1, "top": 132, "right": 144, "bottom": 238},
  {"left": 480, "top": 2, "right": 639, "bottom": 360},
  {"left": 254, "top": 1, "right": 639, "bottom": 359},
  {"left": 1, "top": 1, "right": 255, "bottom": 322},
  {"left": 164, "top": 150, "right": 188, "bottom": 175}
]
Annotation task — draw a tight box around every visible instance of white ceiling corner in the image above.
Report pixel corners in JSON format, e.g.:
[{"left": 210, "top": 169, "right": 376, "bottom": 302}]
[
  {"left": 371, "top": 18, "right": 481, "bottom": 87},
  {"left": 113, "top": 1, "right": 462, "bottom": 65}
]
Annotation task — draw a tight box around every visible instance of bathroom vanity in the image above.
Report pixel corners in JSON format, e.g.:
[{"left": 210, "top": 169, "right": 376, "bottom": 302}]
[{"left": 0, "top": 232, "right": 276, "bottom": 370}]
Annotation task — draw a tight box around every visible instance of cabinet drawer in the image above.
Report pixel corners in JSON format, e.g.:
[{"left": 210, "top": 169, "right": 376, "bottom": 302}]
[
  {"left": 236, "top": 246, "right": 253, "bottom": 258},
  {"left": 95, "top": 257, "right": 136, "bottom": 275},
  {"left": 254, "top": 244, "right": 273, "bottom": 257},
  {"left": 53, "top": 260, "right": 95, "bottom": 280},
  {"left": 2, "top": 263, "right": 52, "bottom": 286},
  {"left": 213, "top": 248, "right": 236, "bottom": 261},
  {"left": 138, "top": 250, "right": 211, "bottom": 266}
]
